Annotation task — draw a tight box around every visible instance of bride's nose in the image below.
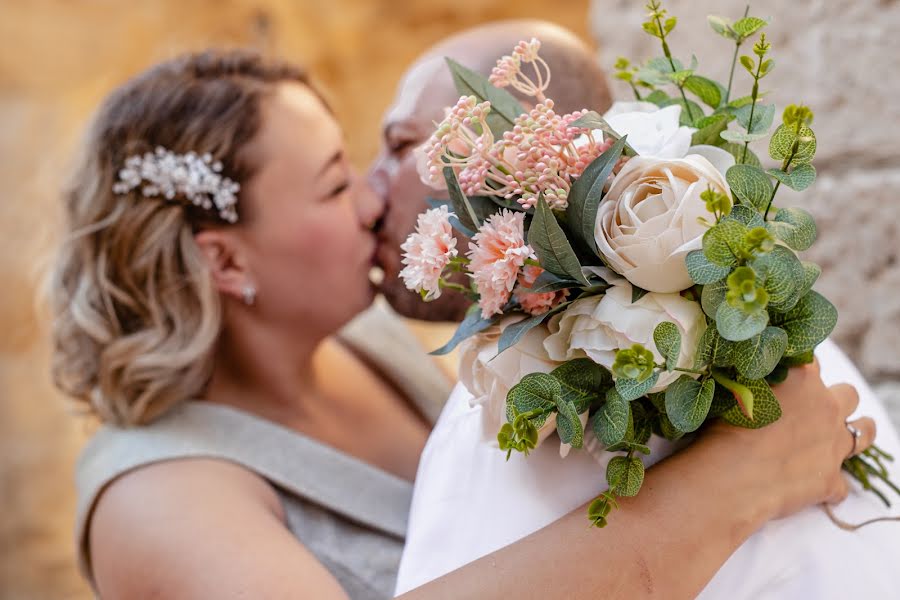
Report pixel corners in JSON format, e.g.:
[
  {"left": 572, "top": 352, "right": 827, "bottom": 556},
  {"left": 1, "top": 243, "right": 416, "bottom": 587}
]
[{"left": 354, "top": 173, "right": 386, "bottom": 231}]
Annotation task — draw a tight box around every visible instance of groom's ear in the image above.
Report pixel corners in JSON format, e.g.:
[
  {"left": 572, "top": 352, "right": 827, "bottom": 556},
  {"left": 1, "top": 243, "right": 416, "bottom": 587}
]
[{"left": 194, "top": 229, "right": 252, "bottom": 301}]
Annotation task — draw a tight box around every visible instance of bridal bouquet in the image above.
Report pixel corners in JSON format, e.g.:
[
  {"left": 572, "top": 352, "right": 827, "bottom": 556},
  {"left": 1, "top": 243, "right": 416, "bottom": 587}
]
[{"left": 400, "top": 1, "right": 898, "bottom": 526}]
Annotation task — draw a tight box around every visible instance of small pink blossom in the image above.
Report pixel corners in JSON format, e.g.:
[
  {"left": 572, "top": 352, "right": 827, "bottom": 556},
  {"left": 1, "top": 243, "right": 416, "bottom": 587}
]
[
  {"left": 514, "top": 265, "right": 570, "bottom": 315},
  {"left": 399, "top": 205, "right": 458, "bottom": 300},
  {"left": 468, "top": 210, "right": 534, "bottom": 318},
  {"left": 489, "top": 38, "right": 550, "bottom": 101}
]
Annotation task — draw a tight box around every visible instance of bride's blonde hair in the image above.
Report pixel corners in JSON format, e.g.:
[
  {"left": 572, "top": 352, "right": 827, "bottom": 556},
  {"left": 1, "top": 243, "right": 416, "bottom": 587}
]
[{"left": 50, "top": 49, "right": 310, "bottom": 426}]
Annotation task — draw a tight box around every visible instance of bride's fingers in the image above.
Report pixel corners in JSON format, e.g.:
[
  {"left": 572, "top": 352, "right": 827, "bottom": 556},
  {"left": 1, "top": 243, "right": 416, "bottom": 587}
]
[
  {"left": 829, "top": 383, "right": 860, "bottom": 418},
  {"left": 844, "top": 416, "right": 877, "bottom": 458}
]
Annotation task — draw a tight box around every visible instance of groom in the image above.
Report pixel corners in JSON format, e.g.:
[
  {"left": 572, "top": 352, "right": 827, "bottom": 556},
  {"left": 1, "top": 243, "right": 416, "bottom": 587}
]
[{"left": 370, "top": 19, "right": 900, "bottom": 599}]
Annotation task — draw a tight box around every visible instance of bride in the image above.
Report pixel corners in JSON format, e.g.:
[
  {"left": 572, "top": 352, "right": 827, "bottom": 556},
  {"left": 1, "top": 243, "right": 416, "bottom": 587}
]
[{"left": 51, "top": 48, "right": 876, "bottom": 599}]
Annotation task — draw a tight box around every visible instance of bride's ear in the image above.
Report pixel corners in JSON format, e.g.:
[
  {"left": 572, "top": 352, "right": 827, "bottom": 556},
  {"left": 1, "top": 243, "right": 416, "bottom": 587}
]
[{"left": 194, "top": 230, "right": 253, "bottom": 302}]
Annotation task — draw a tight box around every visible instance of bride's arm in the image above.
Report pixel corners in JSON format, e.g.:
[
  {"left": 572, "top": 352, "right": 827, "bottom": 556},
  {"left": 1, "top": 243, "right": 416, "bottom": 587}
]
[{"left": 401, "top": 362, "right": 875, "bottom": 600}]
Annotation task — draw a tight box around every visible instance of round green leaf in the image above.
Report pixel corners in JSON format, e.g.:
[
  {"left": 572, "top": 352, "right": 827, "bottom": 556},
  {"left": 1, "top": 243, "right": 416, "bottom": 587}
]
[
  {"left": 653, "top": 321, "right": 682, "bottom": 371},
  {"left": 701, "top": 279, "right": 729, "bottom": 318},
  {"left": 695, "top": 324, "right": 736, "bottom": 369},
  {"left": 767, "top": 207, "right": 818, "bottom": 252},
  {"left": 723, "top": 204, "right": 765, "bottom": 229},
  {"left": 593, "top": 388, "right": 631, "bottom": 446},
  {"left": 615, "top": 371, "right": 660, "bottom": 402},
  {"left": 733, "top": 16, "right": 768, "bottom": 38},
  {"left": 703, "top": 219, "right": 748, "bottom": 267},
  {"left": 607, "top": 456, "right": 645, "bottom": 497},
  {"left": 770, "top": 290, "right": 837, "bottom": 356},
  {"left": 505, "top": 372, "right": 560, "bottom": 427},
  {"left": 686, "top": 249, "right": 731, "bottom": 285},
  {"left": 721, "top": 376, "right": 782, "bottom": 429},
  {"left": 556, "top": 397, "right": 584, "bottom": 448},
  {"left": 716, "top": 302, "right": 769, "bottom": 341},
  {"left": 726, "top": 164, "right": 774, "bottom": 210},
  {"left": 733, "top": 326, "right": 789, "bottom": 379},
  {"left": 665, "top": 376, "right": 715, "bottom": 433},
  {"left": 551, "top": 358, "right": 612, "bottom": 413},
  {"left": 769, "top": 124, "right": 817, "bottom": 164},
  {"left": 752, "top": 245, "right": 804, "bottom": 311},
  {"left": 767, "top": 164, "right": 816, "bottom": 192}
]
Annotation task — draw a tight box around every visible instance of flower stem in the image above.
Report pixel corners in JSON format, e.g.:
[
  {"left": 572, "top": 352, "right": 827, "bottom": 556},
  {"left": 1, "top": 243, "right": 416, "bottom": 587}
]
[
  {"left": 653, "top": 10, "right": 695, "bottom": 123},
  {"left": 724, "top": 6, "right": 751, "bottom": 104},
  {"left": 740, "top": 55, "right": 764, "bottom": 164}
]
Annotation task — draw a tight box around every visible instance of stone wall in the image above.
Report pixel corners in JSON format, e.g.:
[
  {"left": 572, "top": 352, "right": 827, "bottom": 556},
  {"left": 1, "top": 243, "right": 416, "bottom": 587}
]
[{"left": 590, "top": 0, "right": 900, "bottom": 423}]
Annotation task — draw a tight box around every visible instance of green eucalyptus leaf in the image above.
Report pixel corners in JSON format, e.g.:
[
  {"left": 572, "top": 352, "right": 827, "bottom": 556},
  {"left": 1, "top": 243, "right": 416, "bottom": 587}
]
[
  {"left": 726, "top": 164, "right": 774, "bottom": 210},
  {"left": 566, "top": 136, "right": 629, "bottom": 254},
  {"left": 733, "top": 326, "right": 789, "bottom": 379},
  {"left": 770, "top": 291, "right": 837, "bottom": 356},
  {"left": 708, "top": 15, "right": 736, "bottom": 39},
  {"left": 733, "top": 103, "right": 776, "bottom": 134},
  {"left": 552, "top": 358, "right": 612, "bottom": 413},
  {"left": 630, "top": 400, "right": 654, "bottom": 445},
  {"left": 752, "top": 245, "right": 804, "bottom": 311},
  {"left": 740, "top": 55, "right": 756, "bottom": 73},
  {"left": 769, "top": 124, "right": 817, "bottom": 164},
  {"left": 607, "top": 456, "right": 645, "bottom": 497},
  {"left": 701, "top": 279, "right": 729, "bottom": 318},
  {"left": 796, "top": 262, "right": 822, "bottom": 299},
  {"left": 593, "top": 388, "right": 631, "bottom": 446},
  {"left": 665, "top": 376, "right": 715, "bottom": 433},
  {"left": 695, "top": 324, "right": 736, "bottom": 369},
  {"left": 654, "top": 321, "right": 682, "bottom": 371},
  {"left": 556, "top": 397, "right": 584, "bottom": 448},
  {"left": 723, "top": 204, "right": 765, "bottom": 229},
  {"left": 528, "top": 195, "right": 588, "bottom": 285},
  {"left": 691, "top": 114, "right": 731, "bottom": 146},
  {"left": 721, "top": 375, "right": 782, "bottom": 429},
  {"left": 504, "top": 372, "right": 560, "bottom": 428},
  {"left": 431, "top": 308, "right": 498, "bottom": 355},
  {"left": 716, "top": 301, "right": 769, "bottom": 341},
  {"left": 703, "top": 219, "right": 748, "bottom": 267},
  {"left": 446, "top": 58, "right": 526, "bottom": 136},
  {"left": 616, "top": 371, "right": 660, "bottom": 402},
  {"left": 733, "top": 16, "right": 768, "bottom": 38},
  {"left": 768, "top": 207, "right": 818, "bottom": 251},
  {"left": 684, "top": 75, "right": 724, "bottom": 108},
  {"left": 767, "top": 164, "right": 816, "bottom": 192},
  {"left": 686, "top": 249, "right": 731, "bottom": 285}
]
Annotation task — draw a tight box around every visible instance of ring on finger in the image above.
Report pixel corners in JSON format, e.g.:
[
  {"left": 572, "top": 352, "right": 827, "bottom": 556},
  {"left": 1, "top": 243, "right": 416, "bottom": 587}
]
[{"left": 846, "top": 421, "right": 863, "bottom": 457}]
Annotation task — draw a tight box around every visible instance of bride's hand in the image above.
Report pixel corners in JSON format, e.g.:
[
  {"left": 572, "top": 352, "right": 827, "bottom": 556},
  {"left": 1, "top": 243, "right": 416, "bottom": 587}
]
[{"left": 701, "top": 360, "right": 876, "bottom": 521}]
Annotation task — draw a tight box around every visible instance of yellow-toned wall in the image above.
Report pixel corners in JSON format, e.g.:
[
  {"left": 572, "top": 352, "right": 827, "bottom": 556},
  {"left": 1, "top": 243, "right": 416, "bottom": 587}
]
[{"left": 0, "top": 1, "right": 591, "bottom": 597}]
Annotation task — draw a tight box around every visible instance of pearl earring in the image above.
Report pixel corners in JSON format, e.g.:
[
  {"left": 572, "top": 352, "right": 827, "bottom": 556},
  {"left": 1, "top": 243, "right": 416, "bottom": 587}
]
[{"left": 242, "top": 285, "right": 256, "bottom": 306}]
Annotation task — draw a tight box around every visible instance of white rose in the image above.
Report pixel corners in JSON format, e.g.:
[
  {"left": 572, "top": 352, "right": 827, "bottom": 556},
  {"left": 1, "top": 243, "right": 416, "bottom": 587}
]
[
  {"left": 595, "top": 153, "right": 732, "bottom": 293},
  {"left": 459, "top": 318, "right": 587, "bottom": 456},
  {"left": 543, "top": 281, "right": 706, "bottom": 392},
  {"left": 602, "top": 101, "right": 694, "bottom": 158},
  {"left": 598, "top": 101, "right": 736, "bottom": 176}
]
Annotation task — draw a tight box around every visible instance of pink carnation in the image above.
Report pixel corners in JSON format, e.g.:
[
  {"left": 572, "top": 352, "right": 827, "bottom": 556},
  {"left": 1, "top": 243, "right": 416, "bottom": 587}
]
[
  {"left": 400, "top": 206, "right": 458, "bottom": 300},
  {"left": 468, "top": 210, "right": 534, "bottom": 318},
  {"left": 514, "top": 265, "right": 570, "bottom": 315}
]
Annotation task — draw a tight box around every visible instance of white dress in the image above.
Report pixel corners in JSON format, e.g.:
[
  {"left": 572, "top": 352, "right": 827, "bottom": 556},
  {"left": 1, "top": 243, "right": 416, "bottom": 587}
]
[{"left": 395, "top": 340, "right": 900, "bottom": 598}]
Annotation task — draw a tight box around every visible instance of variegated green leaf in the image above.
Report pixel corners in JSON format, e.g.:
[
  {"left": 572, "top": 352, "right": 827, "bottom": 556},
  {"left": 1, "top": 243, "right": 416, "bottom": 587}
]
[
  {"left": 607, "top": 456, "right": 645, "bottom": 497},
  {"left": 726, "top": 164, "right": 773, "bottom": 210},
  {"left": 686, "top": 249, "right": 731, "bottom": 285},
  {"left": 665, "top": 376, "right": 714, "bottom": 433},
  {"left": 767, "top": 207, "right": 818, "bottom": 251},
  {"left": 716, "top": 302, "right": 769, "bottom": 341},
  {"left": 769, "top": 124, "right": 817, "bottom": 164},
  {"left": 721, "top": 376, "right": 782, "bottom": 429},
  {"left": 505, "top": 372, "right": 560, "bottom": 428},
  {"left": 703, "top": 219, "right": 748, "bottom": 267},
  {"left": 767, "top": 164, "right": 816, "bottom": 192},
  {"left": 615, "top": 371, "right": 660, "bottom": 402},
  {"left": 593, "top": 388, "right": 631, "bottom": 446},
  {"left": 654, "top": 321, "right": 682, "bottom": 371},
  {"left": 770, "top": 291, "right": 837, "bottom": 356},
  {"left": 701, "top": 279, "right": 729, "bottom": 318},
  {"left": 556, "top": 397, "right": 584, "bottom": 448},
  {"left": 552, "top": 358, "right": 612, "bottom": 413},
  {"left": 733, "top": 326, "right": 789, "bottom": 379}
]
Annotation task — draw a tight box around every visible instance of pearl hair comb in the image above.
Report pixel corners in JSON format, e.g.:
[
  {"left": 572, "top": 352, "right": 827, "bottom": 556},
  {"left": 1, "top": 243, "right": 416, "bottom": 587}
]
[{"left": 112, "top": 146, "right": 240, "bottom": 223}]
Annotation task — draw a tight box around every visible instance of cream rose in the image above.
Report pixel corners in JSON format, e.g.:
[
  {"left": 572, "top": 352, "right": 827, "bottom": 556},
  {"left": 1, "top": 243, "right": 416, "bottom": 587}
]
[
  {"left": 543, "top": 281, "right": 706, "bottom": 392},
  {"left": 459, "top": 318, "right": 587, "bottom": 456},
  {"left": 594, "top": 153, "right": 732, "bottom": 293}
]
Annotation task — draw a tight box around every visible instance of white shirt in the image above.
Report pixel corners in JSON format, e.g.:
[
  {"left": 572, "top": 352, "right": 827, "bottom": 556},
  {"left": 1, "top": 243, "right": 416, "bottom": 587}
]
[{"left": 396, "top": 340, "right": 900, "bottom": 598}]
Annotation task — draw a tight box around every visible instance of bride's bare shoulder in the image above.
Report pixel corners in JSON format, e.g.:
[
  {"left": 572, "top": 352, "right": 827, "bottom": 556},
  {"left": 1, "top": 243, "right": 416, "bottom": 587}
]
[{"left": 88, "top": 458, "right": 344, "bottom": 598}]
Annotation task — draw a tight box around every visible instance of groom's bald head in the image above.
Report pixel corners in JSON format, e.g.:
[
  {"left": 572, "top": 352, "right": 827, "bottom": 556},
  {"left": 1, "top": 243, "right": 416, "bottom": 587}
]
[{"left": 371, "top": 20, "right": 612, "bottom": 321}]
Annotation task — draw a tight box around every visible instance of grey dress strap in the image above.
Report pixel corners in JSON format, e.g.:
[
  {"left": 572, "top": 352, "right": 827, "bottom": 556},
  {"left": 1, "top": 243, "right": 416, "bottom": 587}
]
[{"left": 74, "top": 300, "right": 453, "bottom": 597}]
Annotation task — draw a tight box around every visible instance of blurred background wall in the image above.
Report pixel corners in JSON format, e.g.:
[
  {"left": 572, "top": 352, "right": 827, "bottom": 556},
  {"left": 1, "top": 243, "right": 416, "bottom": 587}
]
[{"left": 0, "top": 0, "right": 897, "bottom": 598}]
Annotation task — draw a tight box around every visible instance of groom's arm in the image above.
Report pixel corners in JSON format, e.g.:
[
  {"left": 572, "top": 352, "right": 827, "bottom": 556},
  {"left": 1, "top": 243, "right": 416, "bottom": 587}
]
[{"left": 400, "top": 364, "right": 866, "bottom": 600}]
